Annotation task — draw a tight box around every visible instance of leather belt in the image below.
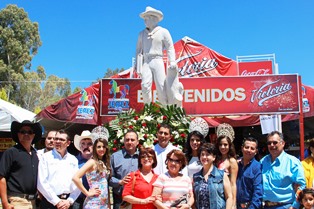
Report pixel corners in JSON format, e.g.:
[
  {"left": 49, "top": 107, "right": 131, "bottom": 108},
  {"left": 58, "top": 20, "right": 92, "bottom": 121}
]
[
  {"left": 8, "top": 192, "right": 37, "bottom": 200},
  {"left": 57, "top": 193, "right": 70, "bottom": 199},
  {"left": 263, "top": 201, "right": 289, "bottom": 207}
]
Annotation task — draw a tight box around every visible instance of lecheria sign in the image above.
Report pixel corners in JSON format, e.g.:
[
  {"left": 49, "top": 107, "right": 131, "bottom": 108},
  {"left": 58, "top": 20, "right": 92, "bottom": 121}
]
[{"left": 100, "top": 74, "right": 300, "bottom": 116}]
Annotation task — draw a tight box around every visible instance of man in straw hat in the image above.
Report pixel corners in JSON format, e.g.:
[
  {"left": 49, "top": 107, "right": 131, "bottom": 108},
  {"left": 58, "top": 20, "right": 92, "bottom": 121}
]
[
  {"left": 72, "top": 130, "right": 93, "bottom": 209},
  {"left": 135, "top": 6, "right": 183, "bottom": 106},
  {"left": 0, "top": 120, "right": 42, "bottom": 209}
]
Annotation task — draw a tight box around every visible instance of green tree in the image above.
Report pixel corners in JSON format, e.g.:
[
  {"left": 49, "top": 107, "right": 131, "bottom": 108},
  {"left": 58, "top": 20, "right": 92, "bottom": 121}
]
[
  {"left": 0, "top": 88, "right": 8, "bottom": 100},
  {"left": 72, "top": 86, "right": 82, "bottom": 94},
  {"left": 0, "top": 4, "right": 42, "bottom": 100},
  {"left": 38, "top": 75, "right": 71, "bottom": 109},
  {"left": 103, "top": 68, "right": 125, "bottom": 78}
]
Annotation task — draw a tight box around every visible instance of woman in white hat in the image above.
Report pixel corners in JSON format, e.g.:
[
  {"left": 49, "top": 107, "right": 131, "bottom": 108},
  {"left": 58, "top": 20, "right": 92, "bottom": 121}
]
[{"left": 72, "top": 126, "right": 111, "bottom": 209}]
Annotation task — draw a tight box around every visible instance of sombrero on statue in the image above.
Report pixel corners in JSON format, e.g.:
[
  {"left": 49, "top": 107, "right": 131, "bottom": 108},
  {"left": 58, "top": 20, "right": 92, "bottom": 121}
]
[{"left": 140, "top": 6, "right": 163, "bottom": 22}]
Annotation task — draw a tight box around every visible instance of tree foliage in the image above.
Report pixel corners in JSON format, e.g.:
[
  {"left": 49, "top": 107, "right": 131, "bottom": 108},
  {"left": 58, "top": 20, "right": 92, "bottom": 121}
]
[
  {"left": 0, "top": 5, "right": 42, "bottom": 100},
  {"left": 0, "top": 5, "right": 71, "bottom": 112},
  {"left": 104, "top": 68, "right": 125, "bottom": 78}
]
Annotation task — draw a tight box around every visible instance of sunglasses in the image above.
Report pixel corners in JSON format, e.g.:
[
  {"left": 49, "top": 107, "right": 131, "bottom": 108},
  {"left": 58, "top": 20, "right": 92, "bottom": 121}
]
[
  {"left": 267, "top": 141, "right": 281, "bottom": 146},
  {"left": 19, "top": 130, "right": 34, "bottom": 135},
  {"left": 47, "top": 137, "right": 55, "bottom": 140},
  {"left": 168, "top": 158, "right": 181, "bottom": 164}
]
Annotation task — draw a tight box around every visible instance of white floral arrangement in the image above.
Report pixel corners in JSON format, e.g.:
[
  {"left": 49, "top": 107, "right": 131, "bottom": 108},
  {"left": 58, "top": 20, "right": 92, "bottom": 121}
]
[{"left": 107, "top": 103, "right": 191, "bottom": 152}]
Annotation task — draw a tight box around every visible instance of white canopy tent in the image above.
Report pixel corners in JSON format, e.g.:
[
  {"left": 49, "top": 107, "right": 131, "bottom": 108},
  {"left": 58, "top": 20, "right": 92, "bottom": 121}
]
[{"left": 0, "top": 99, "right": 36, "bottom": 132}]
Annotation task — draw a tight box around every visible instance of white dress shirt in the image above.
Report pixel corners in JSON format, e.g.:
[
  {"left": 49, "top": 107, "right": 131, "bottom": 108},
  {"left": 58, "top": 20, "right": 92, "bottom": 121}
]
[{"left": 37, "top": 148, "right": 80, "bottom": 206}]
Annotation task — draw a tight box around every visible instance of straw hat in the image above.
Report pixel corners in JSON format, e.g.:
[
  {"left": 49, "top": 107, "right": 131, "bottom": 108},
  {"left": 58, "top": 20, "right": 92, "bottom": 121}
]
[
  {"left": 140, "top": 6, "right": 163, "bottom": 22},
  {"left": 74, "top": 130, "right": 93, "bottom": 151}
]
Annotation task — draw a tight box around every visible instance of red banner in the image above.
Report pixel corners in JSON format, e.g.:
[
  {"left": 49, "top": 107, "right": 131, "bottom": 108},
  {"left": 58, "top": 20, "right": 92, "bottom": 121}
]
[
  {"left": 238, "top": 61, "right": 273, "bottom": 76},
  {"left": 37, "top": 83, "right": 100, "bottom": 125},
  {"left": 173, "top": 38, "right": 238, "bottom": 77},
  {"left": 100, "top": 74, "right": 300, "bottom": 116}
]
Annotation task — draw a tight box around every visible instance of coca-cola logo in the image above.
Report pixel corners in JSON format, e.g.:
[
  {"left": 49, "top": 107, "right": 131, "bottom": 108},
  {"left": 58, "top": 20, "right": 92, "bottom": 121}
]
[
  {"left": 241, "top": 68, "right": 270, "bottom": 76},
  {"left": 251, "top": 79, "right": 292, "bottom": 106},
  {"left": 177, "top": 50, "right": 218, "bottom": 76}
]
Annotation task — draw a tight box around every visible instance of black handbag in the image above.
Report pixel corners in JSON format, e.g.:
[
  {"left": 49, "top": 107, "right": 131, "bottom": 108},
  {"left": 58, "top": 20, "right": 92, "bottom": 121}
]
[{"left": 170, "top": 194, "right": 189, "bottom": 207}]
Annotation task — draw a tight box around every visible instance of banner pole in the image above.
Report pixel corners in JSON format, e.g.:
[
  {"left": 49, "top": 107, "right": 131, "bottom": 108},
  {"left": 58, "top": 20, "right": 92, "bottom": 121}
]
[{"left": 298, "top": 76, "right": 305, "bottom": 160}]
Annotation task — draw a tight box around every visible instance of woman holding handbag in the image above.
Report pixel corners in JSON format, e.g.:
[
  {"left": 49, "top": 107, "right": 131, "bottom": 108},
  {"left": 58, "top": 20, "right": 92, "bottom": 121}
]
[
  {"left": 152, "top": 149, "right": 194, "bottom": 209},
  {"left": 122, "top": 147, "right": 159, "bottom": 209}
]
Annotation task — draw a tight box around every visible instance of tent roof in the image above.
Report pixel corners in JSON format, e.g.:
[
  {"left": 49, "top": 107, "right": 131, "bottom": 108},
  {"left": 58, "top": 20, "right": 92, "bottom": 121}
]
[{"left": 0, "top": 99, "right": 36, "bottom": 132}]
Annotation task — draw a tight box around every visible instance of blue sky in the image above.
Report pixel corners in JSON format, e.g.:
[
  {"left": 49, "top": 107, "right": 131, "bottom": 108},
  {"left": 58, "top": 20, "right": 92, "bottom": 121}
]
[{"left": 1, "top": 0, "right": 313, "bottom": 89}]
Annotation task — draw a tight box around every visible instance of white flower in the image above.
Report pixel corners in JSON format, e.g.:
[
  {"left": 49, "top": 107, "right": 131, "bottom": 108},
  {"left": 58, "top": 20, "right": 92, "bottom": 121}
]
[
  {"left": 170, "top": 121, "right": 180, "bottom": 127},
  {"left": 157, "top": 116, "right": 163, "bottom": 123},
  {"left": 138, "top": 132, "right": 144, "bottom": 141},
  {"left": 117, "top": 129, "right": 123, "bottom": 138},
  {"left": 144, "top": 115, "right": 153, "bottom": 121},
  {"left": 172, "top": 131, "right": 179, "bottom": 139},
  {"left": 143, "top": 139, "right": 154, "bottom": 148}
]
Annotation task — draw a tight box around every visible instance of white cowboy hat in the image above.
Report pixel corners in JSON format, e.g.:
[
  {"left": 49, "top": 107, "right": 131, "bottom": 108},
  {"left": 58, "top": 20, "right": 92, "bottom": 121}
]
[
  {"left": 74, "top": 130, "right": 93, "bottom": 151},
  {"left": 140, "top": 6, "right": 163, "bottom": 22}
]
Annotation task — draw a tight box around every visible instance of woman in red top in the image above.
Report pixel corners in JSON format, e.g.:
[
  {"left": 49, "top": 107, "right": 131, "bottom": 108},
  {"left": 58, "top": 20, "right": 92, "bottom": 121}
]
[{"left": 122, "top": 147, "right": 159, "bottom": 209}]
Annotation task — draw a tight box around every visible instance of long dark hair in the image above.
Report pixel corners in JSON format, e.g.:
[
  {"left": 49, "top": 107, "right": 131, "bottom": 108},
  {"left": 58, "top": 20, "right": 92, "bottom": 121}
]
[
  {"left": 92, "top": 138, "right": 111, "bottom": 176},
  {"left": 215, "top": 135, "right": 236, "bottom": 164},
  {"left": 185, "top": 131, "right": 204, "bottom": 162}
]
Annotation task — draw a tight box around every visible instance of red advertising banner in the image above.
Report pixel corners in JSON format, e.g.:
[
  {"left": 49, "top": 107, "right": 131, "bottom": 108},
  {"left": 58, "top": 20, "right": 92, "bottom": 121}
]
[
  {"left": 173, "top": 38, "right": 238, "bottom": 77},
  {"left": 100, "top": 74, "right": 300, "bottom": 116},
  {"left": 238, "top": 61, "right": 273, "bottom": 76},
  {"left": 37, "top": 83, "right": 100, "bottom": 125}
]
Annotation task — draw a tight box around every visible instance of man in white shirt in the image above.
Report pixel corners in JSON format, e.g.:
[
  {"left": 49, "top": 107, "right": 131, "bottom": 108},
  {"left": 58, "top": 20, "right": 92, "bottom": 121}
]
[
  {"left": 153, "top": 123, "right": 179, "bottom": 175},
  {"left": 37, "top": 130, "right": 56, "bottom": 160},
  {"left": 37, "top": 129, "right": 80, "bottom": 209}
]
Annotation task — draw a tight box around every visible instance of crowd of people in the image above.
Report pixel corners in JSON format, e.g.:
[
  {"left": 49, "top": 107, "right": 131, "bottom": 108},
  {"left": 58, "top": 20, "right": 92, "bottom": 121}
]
[{"left": 0, "top": 119, "right": 314, "bottom": 209}]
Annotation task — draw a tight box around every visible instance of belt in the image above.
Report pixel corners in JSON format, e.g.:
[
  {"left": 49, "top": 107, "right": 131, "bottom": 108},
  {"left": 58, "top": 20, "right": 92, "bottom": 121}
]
[
  {"left": 143, "top": 54, "right": 163, "bottom": 61},
  {"left": 238, "top": 202, "right": 250, "bottom": 209},
  {"left": 57, "top": 193, "right": 70, "bottom": 199},
  {"left": 263, "top": 201, "right": 290, "bottom": 207},
  {"left": 8, "top": 191, "right": 37, "bottom": 200}
]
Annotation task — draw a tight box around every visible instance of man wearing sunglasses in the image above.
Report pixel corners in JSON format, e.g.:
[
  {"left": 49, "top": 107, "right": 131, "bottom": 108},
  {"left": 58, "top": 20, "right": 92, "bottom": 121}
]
[
  {"left": 0, "top": 120, "right": 42, "bottom": 209},
  {"left": 260, "top": 131, "right": 306, "bottom": 209}
]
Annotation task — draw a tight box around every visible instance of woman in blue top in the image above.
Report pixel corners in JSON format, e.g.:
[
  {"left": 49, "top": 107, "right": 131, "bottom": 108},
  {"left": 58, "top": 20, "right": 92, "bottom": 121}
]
[{"left": 193, "top": 143, "right": 233, "bottom": 209}]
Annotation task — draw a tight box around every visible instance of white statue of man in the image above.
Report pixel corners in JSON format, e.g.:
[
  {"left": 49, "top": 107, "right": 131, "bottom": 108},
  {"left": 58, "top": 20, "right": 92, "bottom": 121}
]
[{"left": 136, "top": 6, "right": 183, "bottom": 106}]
